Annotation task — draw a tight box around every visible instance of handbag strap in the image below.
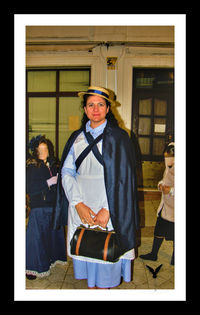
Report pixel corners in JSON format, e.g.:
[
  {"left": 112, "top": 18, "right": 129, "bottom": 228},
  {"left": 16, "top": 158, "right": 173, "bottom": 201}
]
[{"left": 75, "top": 129, "right": 104, "bottom": 171}]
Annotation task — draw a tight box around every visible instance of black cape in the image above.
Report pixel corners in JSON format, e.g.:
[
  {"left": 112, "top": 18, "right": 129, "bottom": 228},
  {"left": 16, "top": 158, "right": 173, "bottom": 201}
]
[{"left": 52, "top": 121, "right": 140, "bottom": 256}]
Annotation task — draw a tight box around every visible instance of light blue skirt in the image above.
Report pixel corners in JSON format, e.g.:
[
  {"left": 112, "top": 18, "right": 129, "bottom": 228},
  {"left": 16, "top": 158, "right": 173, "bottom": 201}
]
[{"left": 73, "top": 258, "right": 132, "bottom": 288}]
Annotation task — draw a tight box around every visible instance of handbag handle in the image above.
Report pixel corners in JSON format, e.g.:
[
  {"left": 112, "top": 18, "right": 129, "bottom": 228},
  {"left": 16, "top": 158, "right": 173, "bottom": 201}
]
[{"left": 81, "top": 224, "right": 108, "bottom": 232}]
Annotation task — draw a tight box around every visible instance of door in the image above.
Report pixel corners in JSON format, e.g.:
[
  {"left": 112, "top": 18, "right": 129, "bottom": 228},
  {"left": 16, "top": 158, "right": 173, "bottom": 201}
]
[{"left": 132, "top": 68, "right": 174, "bottom": 161}]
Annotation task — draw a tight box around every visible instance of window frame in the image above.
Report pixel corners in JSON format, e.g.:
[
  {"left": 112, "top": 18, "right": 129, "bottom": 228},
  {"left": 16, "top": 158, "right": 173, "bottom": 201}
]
[{"left": 26, "top": 68, "right": 91, "bottom": 159}]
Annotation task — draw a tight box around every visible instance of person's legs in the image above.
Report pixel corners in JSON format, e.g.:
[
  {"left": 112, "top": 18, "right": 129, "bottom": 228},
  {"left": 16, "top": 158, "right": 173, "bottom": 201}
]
[{"left": 139, "top": 236, "right": 164, "bottom": 261}]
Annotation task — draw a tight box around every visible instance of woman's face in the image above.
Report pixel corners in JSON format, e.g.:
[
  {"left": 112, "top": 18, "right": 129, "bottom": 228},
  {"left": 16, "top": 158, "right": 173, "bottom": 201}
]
[
  {"left": 37, "top": 143, "right": 49, "bottom": 162},
  {"left": 84, "top": 95, "right": 109, "bottom": 128}
]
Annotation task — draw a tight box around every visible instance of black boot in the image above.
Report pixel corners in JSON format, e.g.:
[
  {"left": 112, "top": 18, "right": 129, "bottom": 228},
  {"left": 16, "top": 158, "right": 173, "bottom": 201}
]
[
  {"left": 140, "top": 237, "right": 164, "bottom": 261},
  {"left": 139, "top": 252, "right": 158, "bottom": 261},
  {"left": 26, "top": 274, "right": 37, "bottom": 280}
]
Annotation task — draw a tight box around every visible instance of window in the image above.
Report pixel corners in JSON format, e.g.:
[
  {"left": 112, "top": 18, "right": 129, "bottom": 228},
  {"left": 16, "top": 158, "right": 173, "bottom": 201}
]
[
  {"left": 132, "top": 68, "right": 174, "bottom": 161},
  {"left": 26, "top": 69, "right": 90, "bottom": 159}
]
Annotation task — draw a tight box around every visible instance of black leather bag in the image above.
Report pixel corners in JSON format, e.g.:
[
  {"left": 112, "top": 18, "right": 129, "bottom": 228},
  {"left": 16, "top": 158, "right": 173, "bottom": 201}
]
[{"left": 70, "top": 225, "right": 121, "bottom": 263}]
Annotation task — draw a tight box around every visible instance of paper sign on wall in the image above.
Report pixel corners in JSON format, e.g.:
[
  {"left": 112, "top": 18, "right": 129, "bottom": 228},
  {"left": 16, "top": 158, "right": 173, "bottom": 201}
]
[
  {"left": 154, "top": 124, "right": 166, "bottom": 133},
  {"left": 107, "top": 57, "right": 117, "bottom": 70}
]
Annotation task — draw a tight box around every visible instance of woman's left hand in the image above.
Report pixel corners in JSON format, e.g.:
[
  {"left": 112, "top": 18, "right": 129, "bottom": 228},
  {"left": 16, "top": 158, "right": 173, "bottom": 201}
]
[
  {"left": 160, "top": 185, "right": 171, "bottom": 194},
  {"left": 93, "top": 208, "right": 110, "bottom": 228}
]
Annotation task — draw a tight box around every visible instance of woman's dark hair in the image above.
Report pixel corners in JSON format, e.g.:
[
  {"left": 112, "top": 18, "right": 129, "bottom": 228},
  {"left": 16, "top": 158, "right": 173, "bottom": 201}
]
[
  {"left": 80, "top": 94, "right": 118, "bottom": 127},
  {"left": 27, "top": 135, "right": 55, "bottom": 167}
]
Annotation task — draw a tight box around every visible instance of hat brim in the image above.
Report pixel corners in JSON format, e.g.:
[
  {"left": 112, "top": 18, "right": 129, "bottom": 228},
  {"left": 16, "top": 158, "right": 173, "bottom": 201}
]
[{"left": 78, "top": 91, "right": 114, "bottom": 104}]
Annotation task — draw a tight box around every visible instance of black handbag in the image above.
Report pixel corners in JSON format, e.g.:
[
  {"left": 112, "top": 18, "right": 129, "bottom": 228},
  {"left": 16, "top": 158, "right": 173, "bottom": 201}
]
[{"left": 70, "top": 225, "right": 121, "bottom": 263}]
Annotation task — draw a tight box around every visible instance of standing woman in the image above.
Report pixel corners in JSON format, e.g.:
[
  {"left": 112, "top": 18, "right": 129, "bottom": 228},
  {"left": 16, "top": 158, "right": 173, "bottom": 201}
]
[
  {"left": 53, "top": 87, "right": 140, "bottom": 289},
  {"left": 26, "top": 135, "right": 67, "bottom": 279}
]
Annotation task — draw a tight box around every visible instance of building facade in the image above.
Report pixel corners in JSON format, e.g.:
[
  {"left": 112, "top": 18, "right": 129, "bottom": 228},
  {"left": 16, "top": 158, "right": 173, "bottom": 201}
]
[{"left": 26, "top": 26, "right": 174, "bottom": 188}]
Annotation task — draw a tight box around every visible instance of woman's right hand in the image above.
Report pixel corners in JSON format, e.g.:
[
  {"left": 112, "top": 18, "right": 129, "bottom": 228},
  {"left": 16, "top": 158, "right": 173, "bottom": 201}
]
[
  {"left": 46, "top": 175, "right": 58, "bottom": 187},
  {"left": 75, "top": 202, "right": 96, "bottom": 226}
]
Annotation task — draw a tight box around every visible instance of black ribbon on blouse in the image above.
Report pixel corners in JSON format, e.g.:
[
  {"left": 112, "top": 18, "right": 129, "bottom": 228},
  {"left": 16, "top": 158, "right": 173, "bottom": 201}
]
[{"left": 75, "top": 128, "right": 104, "bottom": 172}]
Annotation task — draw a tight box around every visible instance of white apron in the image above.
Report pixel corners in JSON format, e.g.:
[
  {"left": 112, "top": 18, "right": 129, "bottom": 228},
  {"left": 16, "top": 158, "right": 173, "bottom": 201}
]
[{"left": 62, "top": 132, "right": 135, "bottom": 264}]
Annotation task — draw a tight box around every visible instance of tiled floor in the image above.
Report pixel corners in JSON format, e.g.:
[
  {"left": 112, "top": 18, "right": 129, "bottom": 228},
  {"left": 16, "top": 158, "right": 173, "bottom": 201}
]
[{"left": 26, "top": 199, "right": 174, "bottom": 290}]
